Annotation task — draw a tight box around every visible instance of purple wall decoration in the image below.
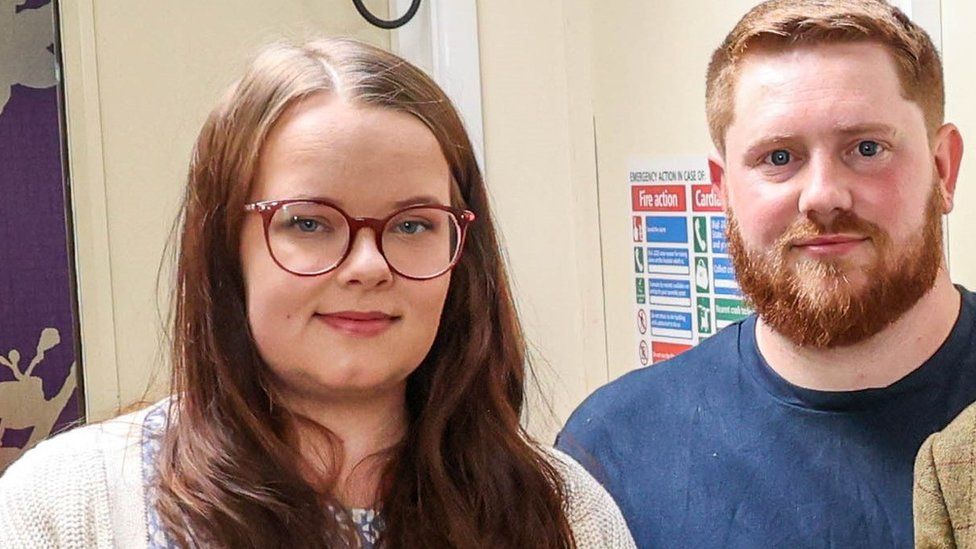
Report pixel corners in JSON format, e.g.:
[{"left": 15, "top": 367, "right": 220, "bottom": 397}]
[{"left": 0, "top": 0, "right": 82, "bottom": 472}]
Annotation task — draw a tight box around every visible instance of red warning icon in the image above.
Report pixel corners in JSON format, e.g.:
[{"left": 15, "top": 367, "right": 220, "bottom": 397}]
[
  {"left": 638, "top": 340, "right": 649, "bottom": 366},
  {"left": 637, "top": 309, "right": 647, "bottom": 335}
]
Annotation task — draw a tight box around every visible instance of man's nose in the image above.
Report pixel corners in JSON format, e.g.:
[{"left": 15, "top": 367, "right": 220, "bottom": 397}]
[{"left": 797, "top": 154, "right": 854, "bottom": 224}]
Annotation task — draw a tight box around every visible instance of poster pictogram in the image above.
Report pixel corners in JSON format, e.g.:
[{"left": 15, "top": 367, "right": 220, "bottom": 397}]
[{"left": 629, "top": 157, "right": 752, "bottom": 368}]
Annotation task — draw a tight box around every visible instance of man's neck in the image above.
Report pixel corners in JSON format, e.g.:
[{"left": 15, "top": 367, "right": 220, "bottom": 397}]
[{"left": 755, "top": 271, "right": 961, "bottom": 392}]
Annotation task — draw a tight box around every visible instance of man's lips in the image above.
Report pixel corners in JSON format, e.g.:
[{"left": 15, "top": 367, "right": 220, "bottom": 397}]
[
  {"left": 791, "top": 234, "right": 869, "bottom": 256},
  {"left": 314, "top": 311, "right": 400, "bottom": 337}
]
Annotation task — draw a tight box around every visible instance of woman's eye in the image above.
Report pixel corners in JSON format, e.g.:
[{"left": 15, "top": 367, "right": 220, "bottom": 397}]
[
  {"left": 290, "top": 217, "right": 324, "bottom": 232},
  {"left": 857, "top": 140, "right": 882, "bottom": 157},
  {"left": 766, "top": 149, "right": 791, "bottom": 166},
  {"left": 394, "top": 220, "right": 430, "bottom": 235}
]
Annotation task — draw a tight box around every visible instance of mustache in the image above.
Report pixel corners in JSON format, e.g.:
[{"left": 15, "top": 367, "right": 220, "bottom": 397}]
[{"left": 776, "top": 211, "right": 886, "bottom": 249}]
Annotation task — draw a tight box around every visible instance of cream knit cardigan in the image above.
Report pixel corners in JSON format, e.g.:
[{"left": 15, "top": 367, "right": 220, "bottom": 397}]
[{"left": 0, "top": 406, "right": 635, "bottom": 548}]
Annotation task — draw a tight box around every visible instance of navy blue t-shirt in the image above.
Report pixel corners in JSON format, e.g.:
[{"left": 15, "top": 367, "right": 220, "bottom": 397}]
[{"left": 557, "top": 287, "right": 976, "bottom": 548}]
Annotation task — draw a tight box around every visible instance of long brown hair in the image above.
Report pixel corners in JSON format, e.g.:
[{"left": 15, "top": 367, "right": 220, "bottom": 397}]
[{"left": 156, "top": 38, "right": 575, "bottom": 548}]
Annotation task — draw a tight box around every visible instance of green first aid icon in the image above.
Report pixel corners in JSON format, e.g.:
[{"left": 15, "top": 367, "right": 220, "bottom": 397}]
[
  {"left": 693, "top": 216, "right": 708, "bottom": 253},
  {"left": 697, "top": 296, "right": 712, "bottom": 335},
  {"left": 695, "top": 257, "right": 710, "bottom": 292},
  {"left": 636, "top": 278, "right": 646, "bottom": 305}
]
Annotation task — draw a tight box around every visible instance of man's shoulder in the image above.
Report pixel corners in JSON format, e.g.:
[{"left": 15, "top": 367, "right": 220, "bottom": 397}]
[
  {"left": 559, "top": 323, "right": 745, "bottom": 449},
  {"left": 954, "top": 284, "right": 976, "bottom": 326},
  {"left": 576, "top": 325, "right": 741, "bottom": 416}
]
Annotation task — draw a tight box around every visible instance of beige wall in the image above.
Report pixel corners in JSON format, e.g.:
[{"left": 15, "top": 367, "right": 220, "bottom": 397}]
[
  {"left": 590, "top": 0, "right": 761, "bottom": 382},
  {"left": 476, "top": 0, "right": 762, "bottom": 440},
  {"left": 61, "top": 0, "right": 607, "bottom": 440},
  {"left": 481, "top": 0, "right": 976, "bottom": 437},
  {"left": 943, "top": 0, "right": 976, "bottom": 285},
  {"left": 62, "top": 0, "right": 976, "bottom": 437},
  {"left": 60, "top": 0, "right": 391, "bottom": 420},
  {"left": 476, "top": 0, "right": 604, "bottom": 439},
  {"left": 589, "top": 0, "right": 976, "bottom": 384}
]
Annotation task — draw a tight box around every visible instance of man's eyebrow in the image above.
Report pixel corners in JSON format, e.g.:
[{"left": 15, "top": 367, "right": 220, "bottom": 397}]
[
  {"left": 742, "top": 134, "right": 797, "bottom": 159},
  {"left": 740, "top": 124, "right": 901, "bottom": 159},
  {"left": 832, "top": 123, "right": 900, "bottom": 139}
]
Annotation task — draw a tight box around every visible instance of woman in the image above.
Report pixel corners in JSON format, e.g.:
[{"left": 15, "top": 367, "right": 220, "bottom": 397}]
[{"left": 0, "top": 39, "right": 634, "bottom": 548}]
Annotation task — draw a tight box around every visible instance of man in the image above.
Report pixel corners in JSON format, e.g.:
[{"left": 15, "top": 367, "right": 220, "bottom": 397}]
[{"left": 557, "top": 1, "right": 972, "bottom": 547}]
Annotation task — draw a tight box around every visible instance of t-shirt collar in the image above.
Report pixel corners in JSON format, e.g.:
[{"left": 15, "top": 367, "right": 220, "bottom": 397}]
[{"left": 739, "top": 286, "right": 973, "bottom": 413}]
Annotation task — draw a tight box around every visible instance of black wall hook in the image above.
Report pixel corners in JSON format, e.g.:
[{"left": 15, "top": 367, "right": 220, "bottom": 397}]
[{"left": 352, "top": 0, "right": 422, "bottom": 30}]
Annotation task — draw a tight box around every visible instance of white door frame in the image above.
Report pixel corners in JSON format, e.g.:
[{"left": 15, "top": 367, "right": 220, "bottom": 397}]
[
  {"left": 891, "top": 0, "right": 942, "bottom": 49},
  {"left": 389, "top": 0, "right": 486, "bottom": 171}
]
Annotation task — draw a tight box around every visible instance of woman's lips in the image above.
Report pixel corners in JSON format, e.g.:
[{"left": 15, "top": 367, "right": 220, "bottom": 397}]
[{"left": 315, "top": 311, "right": 399, "bottom": 337}]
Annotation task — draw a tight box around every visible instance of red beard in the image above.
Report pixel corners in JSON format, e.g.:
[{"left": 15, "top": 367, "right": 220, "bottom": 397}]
[{"left": 727, "top": 183, "right": 944, "bottom": 348}]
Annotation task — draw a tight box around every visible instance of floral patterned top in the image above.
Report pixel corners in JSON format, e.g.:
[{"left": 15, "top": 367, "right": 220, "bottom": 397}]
[{"left": 140, "top": 402, "right": 382, "bottom": 548}]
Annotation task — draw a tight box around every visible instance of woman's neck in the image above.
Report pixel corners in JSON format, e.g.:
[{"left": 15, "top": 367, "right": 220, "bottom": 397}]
[{"left": 281, "top": 385, "right": 409, "bottom": 508}]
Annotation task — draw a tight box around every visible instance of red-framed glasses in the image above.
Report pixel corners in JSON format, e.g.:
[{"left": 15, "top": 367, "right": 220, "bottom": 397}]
[{"left": 244, "top": 199, "right": 476, "bottom": 280}]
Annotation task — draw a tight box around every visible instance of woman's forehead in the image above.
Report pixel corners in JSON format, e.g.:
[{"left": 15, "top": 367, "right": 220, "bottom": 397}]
[{"left": 251, "top": 98, "right": 451, "bottom": 212}]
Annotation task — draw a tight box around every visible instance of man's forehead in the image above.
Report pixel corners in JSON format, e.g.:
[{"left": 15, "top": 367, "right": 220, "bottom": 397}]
[
  {"left": 724, "top": 42, "right": 918, "bottom": 145},
  {"left": 734, "top": 40, "right": 899, "bottom": 83}
]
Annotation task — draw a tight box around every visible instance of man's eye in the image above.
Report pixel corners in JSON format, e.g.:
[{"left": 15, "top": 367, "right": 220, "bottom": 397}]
[
  {"left": 767, "top": 150, "right": 791, "bottom": 166},
  {"left": 858, "top": 140, "right": 881, "bottom": 157}
]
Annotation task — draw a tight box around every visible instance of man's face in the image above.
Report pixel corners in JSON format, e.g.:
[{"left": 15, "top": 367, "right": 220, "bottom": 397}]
[{"left": 717, "top": 41, "right": 950, "bottom": 348}]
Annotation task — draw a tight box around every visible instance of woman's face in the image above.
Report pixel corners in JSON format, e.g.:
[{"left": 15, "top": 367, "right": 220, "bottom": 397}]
[{"left": 240, "top": 94, "right": 453, "bottom": 404}]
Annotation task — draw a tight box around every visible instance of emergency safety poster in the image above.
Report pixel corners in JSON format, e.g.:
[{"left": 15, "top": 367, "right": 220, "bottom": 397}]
[{"left": 630, "top": 156, "right": 752, "bottom": 369}]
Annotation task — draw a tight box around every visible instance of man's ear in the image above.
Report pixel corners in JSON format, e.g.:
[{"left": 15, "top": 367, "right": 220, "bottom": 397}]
[
  {"left": 933, "top": 123, "right": 964, "bottom": 214},
  {"left": 708, "top": 151, "right": 728, "bottom": 208}
]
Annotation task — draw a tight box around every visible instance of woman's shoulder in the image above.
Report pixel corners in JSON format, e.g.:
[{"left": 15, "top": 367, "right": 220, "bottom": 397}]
[
  {"left": 0, "top": 401, "right": 164, "bottom": 547},
  {"left": 4, "top": 401, "right": 163, "bottom": 475},
  {"left": 0, "top": 403, "right": 148, "bottom": 492},
  {"left": 540, "top": 446, "right": 637, "bottom": 549}
]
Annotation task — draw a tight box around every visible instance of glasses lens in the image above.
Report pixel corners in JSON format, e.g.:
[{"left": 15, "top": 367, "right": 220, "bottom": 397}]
[
  {"left": 268, "top": 202, "right": 350, "bottom": 274},
  {"left": 382, "top": 207, "right": 460, "bottom": 278}
]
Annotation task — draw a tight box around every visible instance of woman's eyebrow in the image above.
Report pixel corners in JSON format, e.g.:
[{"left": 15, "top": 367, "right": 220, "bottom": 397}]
[
  {"left": 271, "top": 194, "right": 447, "bottom": 210},
  {"left": 391, "top": 195, "right": 446, "bottom": 208}
]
